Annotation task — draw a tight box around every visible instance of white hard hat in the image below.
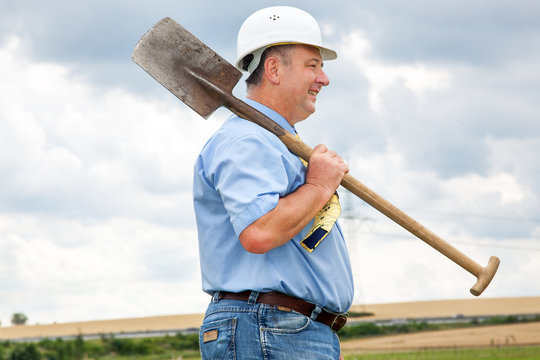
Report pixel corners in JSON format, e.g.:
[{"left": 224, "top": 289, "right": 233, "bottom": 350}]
[{"left": 235, "top": 6, "right": 337, "bottom": 73}]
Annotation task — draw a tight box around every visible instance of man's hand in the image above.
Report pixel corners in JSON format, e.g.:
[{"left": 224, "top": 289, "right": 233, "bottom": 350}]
[
  {"left": 305, "top": 144, "right": 349, "bottom": 199},
  {"left": 239, "top": 144, "right": 348, "bottom": 254}
]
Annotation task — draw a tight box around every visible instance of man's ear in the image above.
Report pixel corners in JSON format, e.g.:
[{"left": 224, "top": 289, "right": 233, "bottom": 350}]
[{"left": 264, "top": 57, "right": 281, "bottom": 85}]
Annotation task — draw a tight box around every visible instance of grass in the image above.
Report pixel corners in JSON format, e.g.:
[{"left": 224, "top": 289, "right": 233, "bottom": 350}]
[
  {"left": 2, "top": 316, "right": 538, "bottom": 359},
  {"left": 3, "top": 339, "right": 540, "bottom": 360},
  {"left": 95, "top": 351, "right": 200, "bottom": 360},
  {"left": 344, "top": 345, "right": 540, "bottom": 360},
  {"left": 79, "top": 346, "right": 540, "bottom": 360}
]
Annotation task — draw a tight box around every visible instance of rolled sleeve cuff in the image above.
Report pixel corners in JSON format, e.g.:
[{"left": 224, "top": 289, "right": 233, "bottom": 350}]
[{"left": 231, "top": 193, "right": 280, "bottom": 236}]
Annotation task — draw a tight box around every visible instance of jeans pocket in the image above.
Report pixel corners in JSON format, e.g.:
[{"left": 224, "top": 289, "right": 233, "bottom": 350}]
[
  {"left": 263, "top": 307, "right": 311, "bottom": 333},
  {"left": 199, "top": 317, "right": 237, "bottom": 360},
  {"left": 261, "top": 309, "right": 339, "bottom": 359}
]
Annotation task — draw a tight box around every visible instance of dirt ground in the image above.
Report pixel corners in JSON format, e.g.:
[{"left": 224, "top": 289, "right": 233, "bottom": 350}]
[
  {"left": 341, "top": 322, "right": 540, "bottom": 353},
  {"left": 342, "top": 296, "right": 540, "bottom": 351},
  {"left": 347, "top": 296, "right": 540, "bottom": 320},
  {"left": 1, "top": 296, "right": 539, "bottom": 351},
  {"left": 0, "top": 313, "right": 205, "bottom": 341}
]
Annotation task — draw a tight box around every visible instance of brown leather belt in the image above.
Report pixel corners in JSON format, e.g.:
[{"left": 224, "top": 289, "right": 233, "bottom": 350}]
[{"left": 218, "top": 291, "right": 348, "bottom": 332}]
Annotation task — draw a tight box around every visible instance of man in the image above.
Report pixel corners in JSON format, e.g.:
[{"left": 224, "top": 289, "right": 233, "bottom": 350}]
[{"left": 193, "top": 6, "right": 354, "bottom": 359}]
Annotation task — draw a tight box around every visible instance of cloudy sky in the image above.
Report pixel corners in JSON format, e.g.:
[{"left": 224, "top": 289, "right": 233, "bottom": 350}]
[{"left": 1, "top": 0, "right": 539, "bottom": 326}]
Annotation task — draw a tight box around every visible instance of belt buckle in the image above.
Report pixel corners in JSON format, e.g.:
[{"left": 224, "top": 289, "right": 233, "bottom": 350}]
[{"left": 330, "top": 313, "right": 348, "bottom": 332}]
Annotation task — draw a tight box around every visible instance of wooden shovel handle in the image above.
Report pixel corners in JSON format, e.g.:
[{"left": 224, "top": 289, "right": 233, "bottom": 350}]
[
  {"left": 278, "top": 131, "right": 500, "bottom": 296},
  {"left": 202, "top": 72, "right": 499, "bottom": 296}
]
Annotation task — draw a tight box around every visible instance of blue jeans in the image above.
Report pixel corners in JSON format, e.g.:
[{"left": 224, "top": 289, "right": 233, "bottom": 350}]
[{"left": 199, "top": 291, "right": 341, "bottom": 360}]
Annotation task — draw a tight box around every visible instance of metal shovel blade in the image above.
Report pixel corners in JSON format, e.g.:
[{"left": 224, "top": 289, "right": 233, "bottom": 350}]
[{"left": 131, "top": 17, "right": 243, "bottom": 119}]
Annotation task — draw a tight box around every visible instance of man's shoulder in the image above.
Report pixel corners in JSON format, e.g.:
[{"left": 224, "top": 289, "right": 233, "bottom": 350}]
[{"left": 213, "top": 114, "right": 279, "bottom": 145}]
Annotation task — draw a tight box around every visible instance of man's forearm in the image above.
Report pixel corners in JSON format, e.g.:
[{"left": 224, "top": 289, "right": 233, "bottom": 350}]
[{"left": 239, "top": 182, "right": 332, "bottom": 254}]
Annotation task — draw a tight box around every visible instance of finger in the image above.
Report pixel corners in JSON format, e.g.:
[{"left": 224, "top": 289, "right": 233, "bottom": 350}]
[
  {"left": 327, "top": 150, "right": 337, "bottom": 158},
  {"left": 313, "top": 144, "right": 328, "bottom": 153}
]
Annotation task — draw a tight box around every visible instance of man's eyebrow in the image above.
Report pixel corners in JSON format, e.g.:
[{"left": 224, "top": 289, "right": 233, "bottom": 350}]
[{"left": 308, "top": 58, "right": 324, "bottom": 67}]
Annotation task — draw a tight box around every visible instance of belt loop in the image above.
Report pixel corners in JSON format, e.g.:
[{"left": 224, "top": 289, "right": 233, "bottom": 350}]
[
  {"left": 212, "top": 291, "right": 221, "bottom": 303},
  {"left": 310, "top": 304, "right": 322, "bottom": 320},
  {"left": 248, "top": 291, "right": 260, "bottom": 305}
]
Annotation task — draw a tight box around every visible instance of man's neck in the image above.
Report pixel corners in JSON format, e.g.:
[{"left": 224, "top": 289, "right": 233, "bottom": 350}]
[{"left": 247, "top": 90, "right": 299, "bottom": 127}]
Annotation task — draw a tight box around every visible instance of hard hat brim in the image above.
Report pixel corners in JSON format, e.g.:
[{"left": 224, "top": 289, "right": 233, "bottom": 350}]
[{"left": 235, "top": 43, "right": 337, "bottom": 73}]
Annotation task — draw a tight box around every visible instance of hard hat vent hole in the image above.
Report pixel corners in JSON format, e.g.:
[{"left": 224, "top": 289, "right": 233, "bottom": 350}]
[{"left": 270, "top": 15, "right": 280, "bottom": 21}]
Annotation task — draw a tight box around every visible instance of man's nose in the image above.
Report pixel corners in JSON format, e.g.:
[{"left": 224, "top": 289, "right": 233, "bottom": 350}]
[{"left": 318, "top": 69, "right": 330, "bottom": 86}]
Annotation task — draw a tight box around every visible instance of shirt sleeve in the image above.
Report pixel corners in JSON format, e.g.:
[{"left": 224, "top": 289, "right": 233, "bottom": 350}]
[{"left": 210, "top": 132, "right": 297, "bottom": 236}]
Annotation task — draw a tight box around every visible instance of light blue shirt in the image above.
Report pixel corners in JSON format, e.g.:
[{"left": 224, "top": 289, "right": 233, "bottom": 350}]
[{"left": 193, "top": 99, "right": 354, "bottom": 313}]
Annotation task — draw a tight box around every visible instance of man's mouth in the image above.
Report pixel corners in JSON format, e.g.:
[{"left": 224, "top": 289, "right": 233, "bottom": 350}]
[{"left": 308, "top": 90, "right": 318, "bottom": 96}]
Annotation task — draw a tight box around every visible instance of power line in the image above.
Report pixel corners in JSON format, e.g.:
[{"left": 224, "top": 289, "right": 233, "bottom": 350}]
[
  {"left": 349, "top": 228, "right": 540, "bottom": 251},
  {"left": 398, "top": 209, "right": 539, "bottom": 224},
  {"left": 451, "top": 239, "right": 540, "bottom": 252}
]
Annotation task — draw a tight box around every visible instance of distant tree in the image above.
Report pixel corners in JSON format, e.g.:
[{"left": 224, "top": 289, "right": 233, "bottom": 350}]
[
  {"left": 11, "top": 313, "right": 28, "bottom": 326},
  {"left": 8, "top": 343, "right": 41, "bottom": 360},
  {"left": 74, "top": 334, "right": 85, "bottom": 360}
]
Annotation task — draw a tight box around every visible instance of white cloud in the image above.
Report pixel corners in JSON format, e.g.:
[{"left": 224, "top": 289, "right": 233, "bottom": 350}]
[
  {"left": 339, "top": 31, "right": 451, "bottom": 113},
  {"left": 0, "top": 35, "right": 223, "bottom": 219},
  {"left": 341, "top": 144, "right": 540, "bottom": 304},
  {"left": 444, "top": 172, "right": 527, "bottom": 206},
  {"left": 1, "top": 2, "right": 539, "bottom": 325},
  {"left": 0, "top": 214, "right": 208, "bottom": 325},
  {"left": 0, "top": 36, "right": 221, "bottom": 325}
]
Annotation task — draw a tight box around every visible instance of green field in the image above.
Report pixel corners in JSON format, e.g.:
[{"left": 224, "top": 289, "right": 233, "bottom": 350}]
[
  {"left": 88, "top": 346, "right": 540, "bottom": 360},
  {"left": 2, "top": 340, "right": 540, "bottom": 359},
  {"left": 2, "top": 316, "right": 539, "bottom": 360},
  {"left": 92, "top": 346, "right": 540, "bottom": 360},
  {"left": 345, "top": 346, "right": 540, "bottom": 360}
]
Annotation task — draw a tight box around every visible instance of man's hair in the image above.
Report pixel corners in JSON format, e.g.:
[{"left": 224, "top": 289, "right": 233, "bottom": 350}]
[{"left": 245, "top": 44, "right": 295, "bottom": 88}]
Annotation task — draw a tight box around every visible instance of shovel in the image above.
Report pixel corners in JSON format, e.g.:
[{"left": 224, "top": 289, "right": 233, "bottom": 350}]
[{"left": 132, "top": 17, "right": 499, "bottom": 296}]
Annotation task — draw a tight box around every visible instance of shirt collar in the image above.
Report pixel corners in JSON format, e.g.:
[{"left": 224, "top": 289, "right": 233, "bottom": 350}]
[{"left": 244, "top": 98, "right": 297, "bottom": 135}]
